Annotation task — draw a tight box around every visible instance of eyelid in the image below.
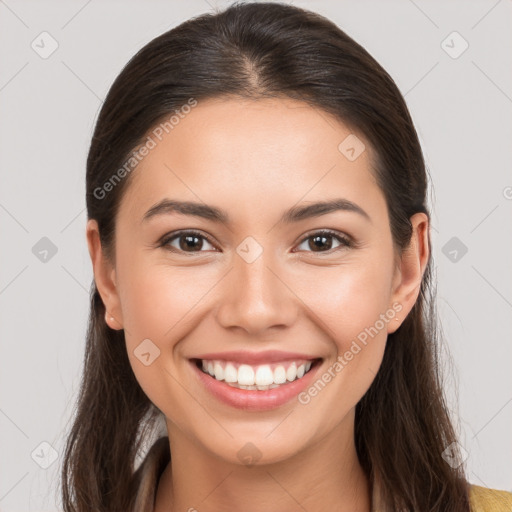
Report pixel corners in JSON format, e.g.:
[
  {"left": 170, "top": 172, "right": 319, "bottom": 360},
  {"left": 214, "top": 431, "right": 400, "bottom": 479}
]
[
  {"left": 293, "top": 229, "right": 354, "bottom": 252},
  {"left": 158, "top": 228, "right": 355, "bottom": 255},
  {"left": 158, "top": 229, "right": 219, "bottom": 252}
]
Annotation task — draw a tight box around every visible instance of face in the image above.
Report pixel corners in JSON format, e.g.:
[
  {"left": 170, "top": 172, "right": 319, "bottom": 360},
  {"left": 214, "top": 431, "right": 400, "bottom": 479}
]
[{"left": 88, "top": 96, "right": 427, "bottom": 467}]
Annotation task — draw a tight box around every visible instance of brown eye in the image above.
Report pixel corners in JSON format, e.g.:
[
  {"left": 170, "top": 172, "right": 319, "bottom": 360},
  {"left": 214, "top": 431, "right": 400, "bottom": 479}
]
[
  {"left": 295, "top": 230, "right": 352, "bottom": 253},
  {"left": 160, "top": 230, "right": 217, "bottom": 253}
]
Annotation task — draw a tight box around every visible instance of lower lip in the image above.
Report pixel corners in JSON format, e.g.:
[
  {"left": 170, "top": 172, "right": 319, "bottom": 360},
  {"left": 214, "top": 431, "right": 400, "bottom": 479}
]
[{"left": 191, "top": 359, "right": 321, "bottom": 411}]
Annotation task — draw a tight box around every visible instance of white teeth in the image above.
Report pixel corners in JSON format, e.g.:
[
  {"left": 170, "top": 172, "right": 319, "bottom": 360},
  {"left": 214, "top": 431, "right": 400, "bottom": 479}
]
[
  {"left": 273, "top": 365, "right": 287, "bottom": 384},
  {"left": 213, "top": 362, "right": 224, "bottom": 381},
  {"left": 255, "top": 365, "right": 274, "bottom": 386},
  {"left": 237, "top": 364, "right": 255, "bottom": 386},
  {"left": 286, "top": 362, "right": 297, "bottom": 382},
  {"left": 226, "top": 382, "right": 276, "bottom": 390},
  {"left": 199, "top": 358, "right": 316, "bottom": 388},
  {"left": 224, "top": 363, "right": 238, "bottom": 383}
]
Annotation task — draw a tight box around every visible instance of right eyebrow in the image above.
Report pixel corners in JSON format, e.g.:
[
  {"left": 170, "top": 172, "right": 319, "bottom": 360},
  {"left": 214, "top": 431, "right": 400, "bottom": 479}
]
[
  {"left": 142, "top": 199, "right": 229, "bottom": 224},
  {"left": 141, "top": 197, "right": 371, "bottom": 225}
]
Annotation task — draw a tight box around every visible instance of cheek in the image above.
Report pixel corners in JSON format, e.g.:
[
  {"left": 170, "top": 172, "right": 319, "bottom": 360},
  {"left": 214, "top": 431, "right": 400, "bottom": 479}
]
[
  {"left": 296, "top": 257, "right": 395, "bottom": 348},
  {"left": 293, "top": 263, "right": 393, "bottom": 430},
  {"left": 116, "top": 251, "right": 214, "bottom": 343},
  {"left": 114, "top": 256, "right": 210, "bottom": 413}
]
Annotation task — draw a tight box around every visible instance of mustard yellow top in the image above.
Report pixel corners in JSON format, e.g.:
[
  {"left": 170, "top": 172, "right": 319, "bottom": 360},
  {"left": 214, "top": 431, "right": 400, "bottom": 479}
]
[
  {"left": 469, "top": 484, "right": 512, "bottom": 512},
  {"left": 133, "top": 436, "right": 512, "bottom": 511}
]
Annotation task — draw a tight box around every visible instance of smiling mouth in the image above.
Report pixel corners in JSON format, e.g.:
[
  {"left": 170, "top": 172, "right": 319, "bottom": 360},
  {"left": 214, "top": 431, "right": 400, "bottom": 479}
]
[{"left": 192, "top": 358, "right": 322, "bottom": 391}]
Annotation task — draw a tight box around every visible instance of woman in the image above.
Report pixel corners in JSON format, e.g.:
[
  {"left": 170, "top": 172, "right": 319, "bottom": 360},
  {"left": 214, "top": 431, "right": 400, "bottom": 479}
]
[{"left": 61, "top": 2, "right": 512, "bottom": 511}]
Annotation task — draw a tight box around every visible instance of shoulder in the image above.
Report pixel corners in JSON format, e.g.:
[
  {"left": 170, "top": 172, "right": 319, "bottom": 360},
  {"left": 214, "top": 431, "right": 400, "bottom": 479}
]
[
  {"left": 132, "top": 436, "right": 170, "bottom": 512},
  {"left": 469, "top": 484, "right": 512, "bottom": 512}
]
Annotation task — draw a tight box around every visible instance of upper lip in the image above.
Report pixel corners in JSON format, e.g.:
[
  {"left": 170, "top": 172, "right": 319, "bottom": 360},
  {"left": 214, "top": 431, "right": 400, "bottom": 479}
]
[{"left": 192, "top": 350, "right": 320, "bottom": 365}]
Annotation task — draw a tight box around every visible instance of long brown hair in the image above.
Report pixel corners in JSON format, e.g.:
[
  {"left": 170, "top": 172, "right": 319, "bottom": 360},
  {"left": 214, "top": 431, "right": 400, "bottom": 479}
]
[{"left": 61, "top": 2, "right": 471, "bottom": 510}]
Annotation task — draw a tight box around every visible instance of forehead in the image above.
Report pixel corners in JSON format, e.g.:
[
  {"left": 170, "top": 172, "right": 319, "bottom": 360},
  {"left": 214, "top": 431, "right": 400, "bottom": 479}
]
[{"left": 119, "top": 97, "right": 383, "bottom": 224}]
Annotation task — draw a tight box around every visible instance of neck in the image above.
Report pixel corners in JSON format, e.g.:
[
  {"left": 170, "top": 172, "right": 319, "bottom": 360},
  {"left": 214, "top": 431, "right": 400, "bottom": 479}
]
[{"left": 154, "top": 409, "right": 371, "bottom": 512}]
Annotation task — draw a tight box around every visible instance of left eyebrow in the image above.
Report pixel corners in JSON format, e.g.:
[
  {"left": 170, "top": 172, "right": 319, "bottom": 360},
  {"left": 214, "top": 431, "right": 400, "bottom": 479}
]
[
  {"left": 141, "top": 198, "right": 371, "bottom": 225},
  {"left": 281, "top": 198, "right": 371, "bottom": 224}
]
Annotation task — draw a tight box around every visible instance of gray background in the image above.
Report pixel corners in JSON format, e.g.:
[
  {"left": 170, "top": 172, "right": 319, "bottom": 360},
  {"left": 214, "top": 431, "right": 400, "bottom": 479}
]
[{"left": 0, "top": 0, "right": 511, "bottom": 510}]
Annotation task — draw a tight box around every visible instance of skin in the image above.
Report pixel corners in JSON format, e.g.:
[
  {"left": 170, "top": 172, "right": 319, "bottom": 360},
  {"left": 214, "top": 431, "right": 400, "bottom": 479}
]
[{"left": 87, "top": 97, "right": 429, "bottom": 512}]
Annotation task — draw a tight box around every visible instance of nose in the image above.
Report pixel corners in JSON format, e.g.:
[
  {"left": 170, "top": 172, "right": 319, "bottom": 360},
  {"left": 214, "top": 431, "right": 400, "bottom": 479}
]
[{"left": 216, "top": 249, "right": 298, "bottom": 336}]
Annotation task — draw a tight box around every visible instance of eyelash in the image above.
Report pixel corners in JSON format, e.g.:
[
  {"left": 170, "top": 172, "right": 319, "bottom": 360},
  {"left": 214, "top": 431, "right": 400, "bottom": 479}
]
[{"left": 158, "top": 229, "right": 354, "bottom": 255}]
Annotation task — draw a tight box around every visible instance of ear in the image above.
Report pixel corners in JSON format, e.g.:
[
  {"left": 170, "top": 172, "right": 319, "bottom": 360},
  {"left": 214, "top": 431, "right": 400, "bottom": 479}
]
[
  {"left": 86, "top": 219, "right": 124, "bottom": 330},
  {"left": 387, "top": 212, "right": 430, "bottom": 334}
]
